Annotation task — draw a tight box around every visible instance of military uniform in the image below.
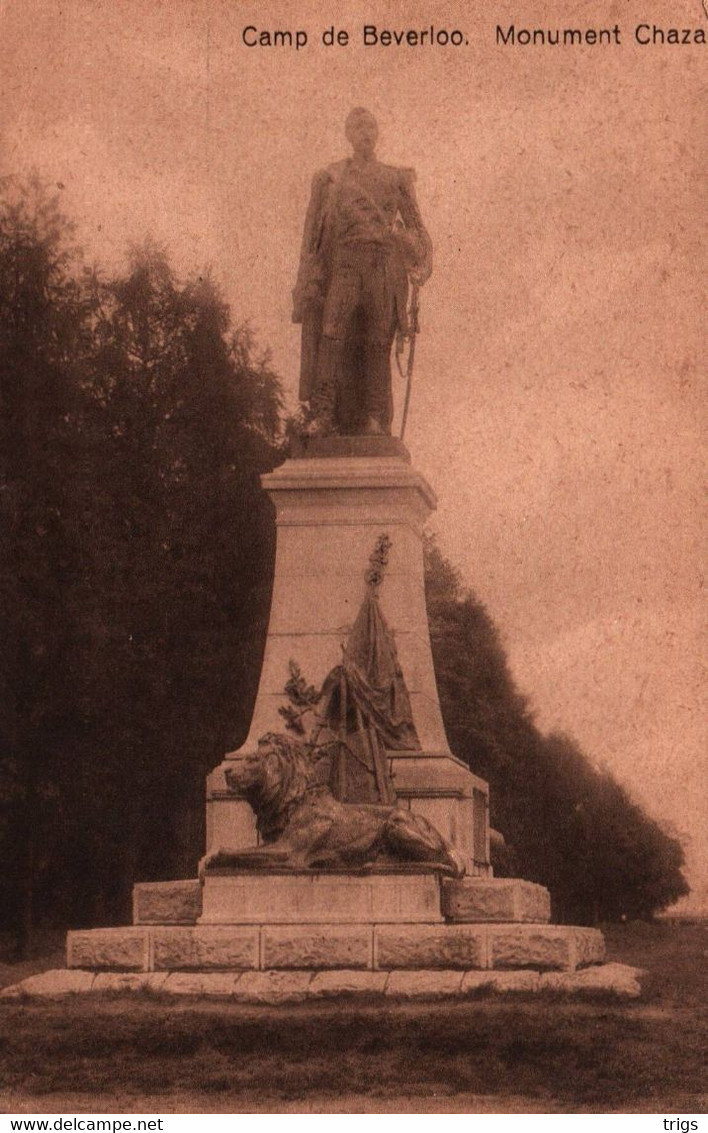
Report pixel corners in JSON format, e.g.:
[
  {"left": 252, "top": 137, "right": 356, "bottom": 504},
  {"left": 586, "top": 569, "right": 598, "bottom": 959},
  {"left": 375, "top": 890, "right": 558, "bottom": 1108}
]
[{"left": 293, "top": 157, "right": 432, "bottom": 434}]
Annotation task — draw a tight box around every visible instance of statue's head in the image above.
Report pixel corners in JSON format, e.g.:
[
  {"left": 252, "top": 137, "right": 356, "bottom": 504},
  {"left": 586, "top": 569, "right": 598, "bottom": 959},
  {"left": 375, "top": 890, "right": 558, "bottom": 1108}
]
[{"left": 345, "top": 107, "right": 378, "bottom": 157}]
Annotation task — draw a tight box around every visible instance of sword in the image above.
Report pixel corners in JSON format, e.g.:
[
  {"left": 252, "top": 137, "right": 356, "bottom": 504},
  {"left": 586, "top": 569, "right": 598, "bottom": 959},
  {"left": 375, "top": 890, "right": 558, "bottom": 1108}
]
[{"left": 397, "top": 284, "right": 420, "bottom": 441}]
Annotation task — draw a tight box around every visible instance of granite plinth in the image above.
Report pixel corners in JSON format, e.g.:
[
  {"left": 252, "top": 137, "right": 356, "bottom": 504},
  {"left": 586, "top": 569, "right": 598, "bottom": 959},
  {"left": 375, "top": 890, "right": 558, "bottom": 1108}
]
[
  {"left": 442, "top": 877, "right": 551, "bottom": 923},
  {"left": 376, "top": 923, "right": 485, "bottom": 970},
  {"left": 199, "top": 870, "right": 444, "bottom": 925},
  {"left": 151, "top": 926, "right": 259, "bottom": 971},
  {"left": 8, "top": 961, "right": 640, "bottom": 1001},
  {"left": 262, "top": 924, "right": 372, "bottom": 969},
  {"left": 67, "top": 928, "right": 148, "bottom": 972},
  {"left": 66, "top": 921, "right": 604, "bottom": 973},
  {"left": 289, "top": 436, "right": 411, "bottom": 460},
  {"left": 130, "top": 874, "right": 556, "bottom": 931},
  {"left": 133, "top": 879, "right": 202, "bottom": 924}
]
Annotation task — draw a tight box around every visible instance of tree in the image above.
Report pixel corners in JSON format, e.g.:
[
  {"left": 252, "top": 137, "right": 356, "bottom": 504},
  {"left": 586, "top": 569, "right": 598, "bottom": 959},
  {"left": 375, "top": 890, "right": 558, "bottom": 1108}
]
[
  {"left": 424, "top": 536, "right": 546, "bottom": 851},
  {"left": 0, "top": 182, "right": 285, "bottom": 948},
  {"left": 425, "top": 536, "right": 689, "bottom": 922},
  {"left": 0, "top": 174, "right": 97, "bottom": 953},
  {"left": 60, "top": 242, "right": 284, "bottom": 923}
]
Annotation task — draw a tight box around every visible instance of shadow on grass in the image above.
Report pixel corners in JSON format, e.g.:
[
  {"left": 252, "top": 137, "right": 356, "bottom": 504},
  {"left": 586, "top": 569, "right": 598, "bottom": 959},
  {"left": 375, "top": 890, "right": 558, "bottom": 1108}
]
[
  {"left": 602, "top": 920, "right": 708, "bottom": 1007},
  {"left": 0, "top": 931, "right": 66, "bottom": 991},
  {"left": 1, "top": 996, "right": 706, "bottom": 1111}
]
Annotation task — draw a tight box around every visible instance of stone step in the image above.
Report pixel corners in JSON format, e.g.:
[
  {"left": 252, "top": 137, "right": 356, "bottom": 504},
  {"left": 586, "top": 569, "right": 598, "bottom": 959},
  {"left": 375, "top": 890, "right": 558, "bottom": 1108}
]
[
  {"left": 68, "top": 921, "right": 604, "bottom": 974},
  {"left": 441, "top": 878, "right": 551, "bottom": 924},
  {"left": 1, "top": 962, "right": 643, "bottom": 1001},
  {"left": 199, "top": 869, "right": 445, "bottom": 925},
  {"left": 133, "top": 874, "right": 552, "bottom": 927},
  {"left": 133, "top": 879, "right": 202, "bottom": 925}
]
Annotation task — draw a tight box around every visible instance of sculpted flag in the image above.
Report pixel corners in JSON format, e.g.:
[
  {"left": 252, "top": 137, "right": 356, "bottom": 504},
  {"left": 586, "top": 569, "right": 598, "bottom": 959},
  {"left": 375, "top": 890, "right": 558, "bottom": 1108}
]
[{"left": 319, "top": 585, "right": 421, "bottom": 805}]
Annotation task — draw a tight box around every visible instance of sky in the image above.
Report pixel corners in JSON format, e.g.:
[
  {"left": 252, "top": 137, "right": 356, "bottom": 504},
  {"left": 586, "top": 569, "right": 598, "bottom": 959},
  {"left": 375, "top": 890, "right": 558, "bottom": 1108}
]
[{"left": 2, "top": 0, "right": 705, "bottom": 907}]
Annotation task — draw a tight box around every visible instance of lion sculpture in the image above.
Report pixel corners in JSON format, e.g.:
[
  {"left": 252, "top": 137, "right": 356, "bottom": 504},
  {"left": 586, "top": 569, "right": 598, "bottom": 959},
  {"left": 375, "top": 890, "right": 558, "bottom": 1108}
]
[{"left": 203, "top": 733, "right": 466, "bottom": 878}]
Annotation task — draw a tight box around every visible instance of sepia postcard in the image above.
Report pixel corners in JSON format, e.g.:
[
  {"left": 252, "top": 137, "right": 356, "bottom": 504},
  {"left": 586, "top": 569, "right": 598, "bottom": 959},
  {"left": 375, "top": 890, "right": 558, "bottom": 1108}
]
[{"left": 1, "top": 0, "right": 705, "bottom": 1117}]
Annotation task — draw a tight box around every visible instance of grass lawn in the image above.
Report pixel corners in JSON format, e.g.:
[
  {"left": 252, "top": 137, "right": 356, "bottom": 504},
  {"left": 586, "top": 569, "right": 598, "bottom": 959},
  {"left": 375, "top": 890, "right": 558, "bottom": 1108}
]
[{"left": 0, "top": 922, "right": 706, "bottom": 1114}]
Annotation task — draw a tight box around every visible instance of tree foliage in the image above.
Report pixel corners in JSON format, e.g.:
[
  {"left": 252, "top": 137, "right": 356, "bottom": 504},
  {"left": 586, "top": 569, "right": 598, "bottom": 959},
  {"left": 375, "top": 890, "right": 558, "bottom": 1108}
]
[
  {"left": 0, "top": 175, "right": 97, "bottom": 950},
  {"left": 0, "top": 179, "right": 283, "bottom": 947},
  {"left": 425, "top": 537, "right": 689, "bottom": 922}
]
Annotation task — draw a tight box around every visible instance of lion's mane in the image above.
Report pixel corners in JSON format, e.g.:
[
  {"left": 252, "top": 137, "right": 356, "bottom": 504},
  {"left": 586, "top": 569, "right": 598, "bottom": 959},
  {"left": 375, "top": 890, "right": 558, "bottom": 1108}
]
[{"left": 226, "top": 733, "right": 315, "bottom": 843}]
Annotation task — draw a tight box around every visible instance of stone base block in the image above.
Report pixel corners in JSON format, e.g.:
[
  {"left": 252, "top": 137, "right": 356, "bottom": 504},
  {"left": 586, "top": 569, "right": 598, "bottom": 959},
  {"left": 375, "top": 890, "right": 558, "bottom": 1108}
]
[
  {"left": 233, "top": 970, "right": 313, "bottom": 1004},
  {"left": 262, "top": 924, "right": 372, "bottom": 969},
  {"left": 489, "top": 925, "right": 604, "bottom": 971},
  {"left": 376, "top": 924, "right": 485, "bottom": 970},
  {"left": 0, "top": 969, "right": 97, "bottom": 998},
  {"left": 67, "top": 921, "right": 604, "bottom": 973},
  {"left": 574, "top": 926, "right": 609, "bottom": 967},
  {"left": 2, "top": 962, "right": 642, "bottom": 1001},
  {"left": 385, "top": 970, "right": 465, "bottom": 997},
  {"left": 462, "top": 969, "right": 541, "bottom": 994},
  {"left": 92, "top": 972, "right": 169, "bottom": 993},
  {"left": 442, "top": 878, "right": 551, "bottom": 923},
  {"left": 132, "top": 875, "right": 554, "bottom": 928},
  {"left": 375, "top": 923, "right": 603, "bottom": 972},
  {"left": 161, "top": 972, "right": 241, "bottom": 997},
  {"left": 133, "top": 880, "right": 202, "bottom": 925},
  {"left": 309, "top": 970, "right": 389, "bottom": 998},
  {"left": 67, "top": 928, "right": 148, "bottom": 972},
  {"left": 539, "top": 962, "right": 645, "bottom": 997},
  {"left": 199, "top": 870, "right": 443, "bottom": 924},
  {"left": 152, "top": 926, "right": 259, "bottom": 971}
]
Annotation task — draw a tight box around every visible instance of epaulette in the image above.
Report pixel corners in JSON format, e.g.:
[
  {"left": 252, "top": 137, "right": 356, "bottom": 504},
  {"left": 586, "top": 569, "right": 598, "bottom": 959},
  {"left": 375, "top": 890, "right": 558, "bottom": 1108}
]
[
  {"left": 325, "top": 159, "right": 349, "bottom": 180},
  {"left": 375, "top": 164, "right": 417, "bottom": 188}
]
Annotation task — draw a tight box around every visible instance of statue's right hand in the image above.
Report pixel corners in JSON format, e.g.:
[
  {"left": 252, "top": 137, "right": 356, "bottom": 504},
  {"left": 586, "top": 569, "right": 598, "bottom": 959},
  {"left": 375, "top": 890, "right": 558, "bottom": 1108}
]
[{"left": 409, "top": 263, "right": 432, "bottom": 288}]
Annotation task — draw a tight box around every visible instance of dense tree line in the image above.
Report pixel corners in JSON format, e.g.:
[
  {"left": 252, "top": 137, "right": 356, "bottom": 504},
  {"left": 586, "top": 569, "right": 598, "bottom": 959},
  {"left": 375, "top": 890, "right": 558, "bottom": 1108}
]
[
  {"left": 0, "top": 178, "right": 688, "bottom": 952},
  {"left": 425, "top": 540, "right": 689, "bottom": 923},
  {"left": 0, "top": 177, "right": 282, "bottom": 952}
]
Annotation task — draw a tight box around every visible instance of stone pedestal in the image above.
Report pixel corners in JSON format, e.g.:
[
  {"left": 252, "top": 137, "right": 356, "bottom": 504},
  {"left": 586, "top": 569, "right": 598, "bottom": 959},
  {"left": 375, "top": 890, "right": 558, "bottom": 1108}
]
[
  {"left": 200, "top": 870, "right": 444, "bottom": 924},
  {"left": 66, "top": 918, "right": 605, "bottom": 974},
  {"left": 206, "top": 441, "right": 490, "bottom": 874},
  {"left": 51, "top": 439, "right": 610, "bottom": 1002}
]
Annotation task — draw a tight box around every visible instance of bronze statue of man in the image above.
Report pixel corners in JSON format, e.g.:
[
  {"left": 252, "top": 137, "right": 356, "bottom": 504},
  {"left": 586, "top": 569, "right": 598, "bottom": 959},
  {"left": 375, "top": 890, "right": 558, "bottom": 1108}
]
[{"left": 292, "top": 108, "right": 433, "bottom": 436}]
